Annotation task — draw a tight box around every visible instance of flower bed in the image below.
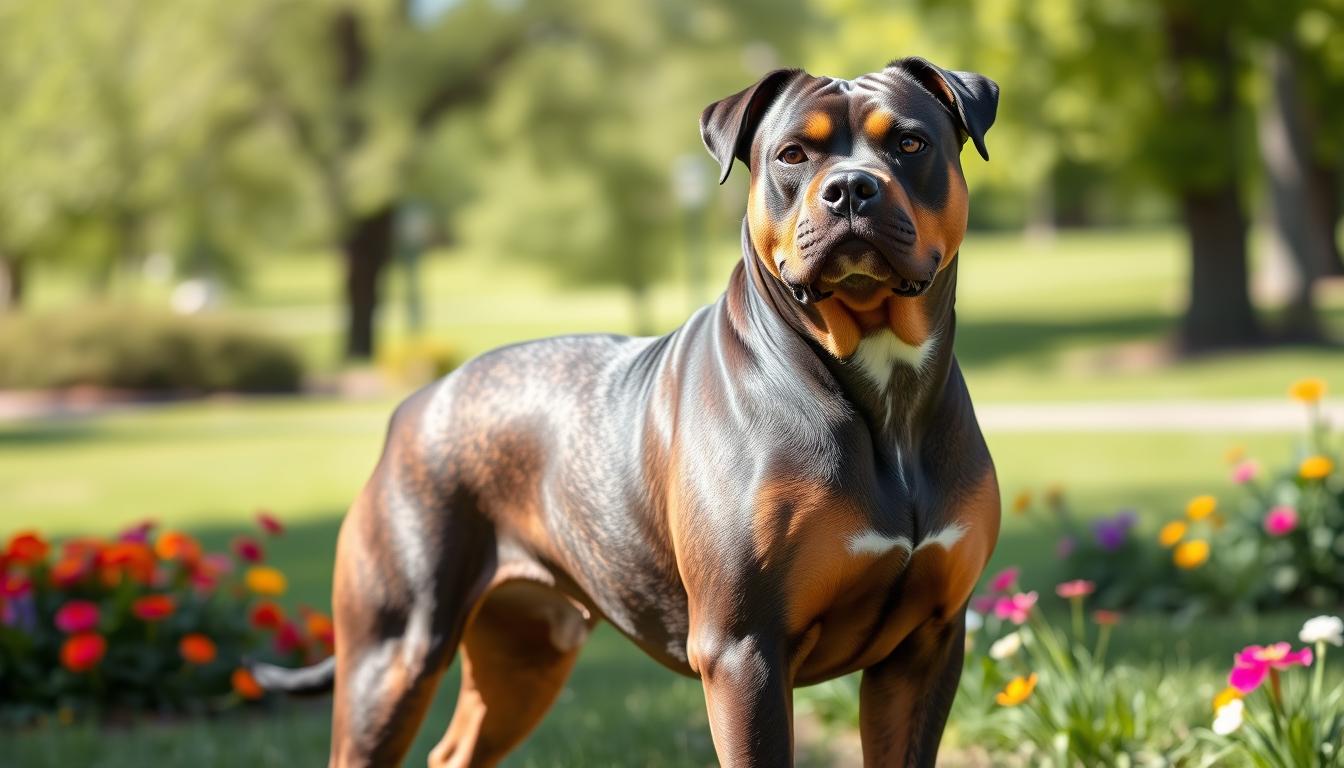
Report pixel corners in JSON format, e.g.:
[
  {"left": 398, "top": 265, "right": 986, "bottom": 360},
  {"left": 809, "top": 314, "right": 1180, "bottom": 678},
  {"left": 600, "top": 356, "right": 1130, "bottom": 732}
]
[
  {"left": 0, "top": 514, "right": 331, "bottom": 723},
  {"left": 960, "top": 568, "right": 1344, "bottom": 766},
  {"left": 1024, "top": 378, "right": 1342, "bottom": 613}
]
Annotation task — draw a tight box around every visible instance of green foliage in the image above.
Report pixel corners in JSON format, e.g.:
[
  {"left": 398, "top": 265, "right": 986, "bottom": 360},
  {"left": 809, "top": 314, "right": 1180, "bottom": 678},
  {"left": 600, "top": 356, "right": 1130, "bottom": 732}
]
[{"left": 0, "top": 308, "right": 303, "bottom": 393}]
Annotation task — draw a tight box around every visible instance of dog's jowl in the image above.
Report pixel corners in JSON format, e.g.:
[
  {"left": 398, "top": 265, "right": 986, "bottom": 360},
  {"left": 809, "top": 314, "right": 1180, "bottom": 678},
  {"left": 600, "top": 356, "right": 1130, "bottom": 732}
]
[{"left": 255, "top": 57, "right": 1001, "bottom": 768}]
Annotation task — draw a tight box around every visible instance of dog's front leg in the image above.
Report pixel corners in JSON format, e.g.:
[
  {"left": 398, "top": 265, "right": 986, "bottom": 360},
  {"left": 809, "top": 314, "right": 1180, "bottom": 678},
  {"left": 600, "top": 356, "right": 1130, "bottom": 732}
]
[
  {"left": 859, "top": 612, "right": 966, "bottom": 767},
  {"left": 691, "top": 628, "right": 793, "bottom": 767}
]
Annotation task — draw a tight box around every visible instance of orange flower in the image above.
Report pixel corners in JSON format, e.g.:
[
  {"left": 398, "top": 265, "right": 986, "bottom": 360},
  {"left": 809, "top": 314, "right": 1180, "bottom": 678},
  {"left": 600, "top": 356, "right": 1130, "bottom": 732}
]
[
  {"left": 1212, "top": 686, "right": 1242, "bottom": 713},
  {"left": 179, "top": 633, "right": 217, "bottom": 665},
  {"left": 304, "top": 610, "right": 335, "bottom": 650},
  {"left": 6, "top": 530, "right": 50, "bottom": 565},
  {"left": 49, "top": 557, "right": 90, "bottom": 588},
  {"left": 60, "top": 633, "right": 107, "bottom": 673},
  {"left": 995, "top": 673, "right": 1038, "bottom": 706},
  {"left": 1158, "top": 521, "right": 1187, "bottom": 548},
  {"left": 1011, "top": 491, "right": 1032, "bottom": 515},
  {"left": 231, "top": 667, "right": 264, "bottom": 700},
  {"left": 97, "top": 542, "right": 156, "bottom": 586},
  {"left": 131, "top": 594, "right": 176, "bottom": 621},
  {"left": 1289, "top": 377, "right": 1326, "bottom": 404},
  {"left": 250, "top": 601, "right": 285, "bottom": 630},
  {"left": 155, "top": 531, "right": 202, "bottom": 565},
  {"left": 245, "top": 566, "right": 287, "bottom": 596},
  {"left": 1174, "top": 539, "right": 1210, "bottom": 570},
  {"left": 1300, "top": 455, "right": 1334, "bottom": 481},
  {"left": 1185, "top": 495, "right": 1217, "bottom": 522}
]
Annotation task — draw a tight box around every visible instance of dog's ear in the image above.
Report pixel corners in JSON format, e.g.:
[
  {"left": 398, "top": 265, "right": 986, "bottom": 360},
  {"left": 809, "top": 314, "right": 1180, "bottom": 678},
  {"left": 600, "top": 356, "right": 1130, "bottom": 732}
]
[
  {"left": 888, "top": 57, "right": 998, "bottom": 161},
  {"left": 700, "top": 69, "right": 803, "bottom": 184}
]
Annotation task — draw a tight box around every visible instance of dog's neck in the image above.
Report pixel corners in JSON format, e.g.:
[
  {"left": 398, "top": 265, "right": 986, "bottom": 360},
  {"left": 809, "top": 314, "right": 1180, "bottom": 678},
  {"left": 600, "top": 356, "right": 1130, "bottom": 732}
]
[{"left": 730, "top": 219, "right": 958, "bottom": 454}]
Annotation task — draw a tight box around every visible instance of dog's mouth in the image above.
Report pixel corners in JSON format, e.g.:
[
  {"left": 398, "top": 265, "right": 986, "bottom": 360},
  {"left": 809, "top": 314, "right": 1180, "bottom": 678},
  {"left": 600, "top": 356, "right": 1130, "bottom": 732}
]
[{"left": 815, "top": 238, "right": 932, "bottom": 300}]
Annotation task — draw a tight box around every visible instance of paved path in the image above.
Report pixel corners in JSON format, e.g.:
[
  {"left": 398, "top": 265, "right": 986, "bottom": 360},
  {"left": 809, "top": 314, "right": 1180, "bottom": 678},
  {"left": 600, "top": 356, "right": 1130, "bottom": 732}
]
[
  {"left": 0, "top": 390, "right": 1340, "bottom": 433},
  {"left": 977, "top": 399, "right": 1343, "bottom": 433}
]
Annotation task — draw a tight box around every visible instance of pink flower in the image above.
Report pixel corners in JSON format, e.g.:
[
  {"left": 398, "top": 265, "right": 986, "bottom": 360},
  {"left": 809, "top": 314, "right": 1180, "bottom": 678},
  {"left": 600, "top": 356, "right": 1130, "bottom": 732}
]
[
  {"left": 1263, "top": 506, "right": 1299, "bottom": 537},
  {"left": 54, "top": 600, "right": 100, "bottom": 634},
  {"left": 989, "top": 567, "right": 1020, "bottom": 594},
  {"left": 1055, "top": 579, "right": 1095, "bottom": 599},
  {"left": 993, "top": 591, "right": 1038, "bottom": 625},
  {"left": 1228, "top": 643, "right": 1313, "bottom": 693},
  {"left": 1231, "top": 460, "right": 1259, "bottom": 485},
  {"left": 970, "top": 595, "right": 996, "bottom": 615}
]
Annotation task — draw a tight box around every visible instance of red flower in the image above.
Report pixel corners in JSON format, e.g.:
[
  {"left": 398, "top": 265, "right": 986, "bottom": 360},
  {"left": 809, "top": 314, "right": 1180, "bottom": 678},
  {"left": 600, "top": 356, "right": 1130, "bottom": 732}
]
[
  {"left": 117, "top": 519, "right": 156, "bottom": 544},
  {"left": 256, "top": 511, "right": 284, "bottom": 536},
  {"left": 1, "top": 572, "right": 31, "bottom": 598},
  {"left": 97, "top": 542, "right": 156, "bottom": 586},
  {"left": 179, "top": 633, "right": 217, "bottom": 665},
  {"left": 274, "top": 621, "right": 304, "bottom": 654},
  {"left": 55, "top": 601, "right": 100, "bottom": 634},
  {"left": 1092, "top": 610, "right": 1123, "bottom": 626},
  {"left": 250, "top": 601, "right": 285, "bottom": 630},
  {"left": 232, "top": 536, "right": 264, "bottom": 563},
  {"left": 61, "top": 633, "right": 107, "bottom": 673},
  {"left": 5, "top": 531, "right": 50, "bottom": 566},
  {"left": 131, "top": 594, "right": 176, "bottom": 622}
]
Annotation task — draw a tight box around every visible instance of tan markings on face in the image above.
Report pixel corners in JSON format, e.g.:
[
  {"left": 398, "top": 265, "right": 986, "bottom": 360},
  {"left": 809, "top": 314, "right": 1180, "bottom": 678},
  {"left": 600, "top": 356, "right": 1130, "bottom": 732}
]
[
  {"left": 864, "top": 109, "right": 894, "bottom": 142},
  {"left": 747, "top": 179, "right": 786, "bottom": 280},
  {"left": 909, "top": 160, "right": 969, "bottom": 274},
  {"left": 803, "top": 111, "right": 832, "bottom": 143},
  {"left": 886, "top": 295, "right": 929, "bottom": 347}
]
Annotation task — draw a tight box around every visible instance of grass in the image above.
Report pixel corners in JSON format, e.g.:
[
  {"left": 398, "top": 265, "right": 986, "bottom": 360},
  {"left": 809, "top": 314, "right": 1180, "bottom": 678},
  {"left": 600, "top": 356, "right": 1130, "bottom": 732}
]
[
  {"left": 18, "top": 228, "right": 1344, "bottom": 401},
  {"left": 1, "top": 395, "right": 1331, "bottom": 766}
]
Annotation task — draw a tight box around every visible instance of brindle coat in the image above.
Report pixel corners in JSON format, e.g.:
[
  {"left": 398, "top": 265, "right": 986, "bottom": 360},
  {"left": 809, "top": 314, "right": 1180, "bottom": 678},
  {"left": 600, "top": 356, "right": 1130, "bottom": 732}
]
[{"left": 259, "top": 56, "right": 1001, "bottom": 768}]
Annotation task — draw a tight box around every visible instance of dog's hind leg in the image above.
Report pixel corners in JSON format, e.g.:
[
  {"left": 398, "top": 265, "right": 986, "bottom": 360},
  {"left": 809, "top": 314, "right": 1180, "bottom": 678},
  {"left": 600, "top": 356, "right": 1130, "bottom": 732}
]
[
  {"left": 428, "top": 580, "right": 593, "bottom": 768},
  {"left": 327, "top": 463, "right": 496, "bottom": 768}
]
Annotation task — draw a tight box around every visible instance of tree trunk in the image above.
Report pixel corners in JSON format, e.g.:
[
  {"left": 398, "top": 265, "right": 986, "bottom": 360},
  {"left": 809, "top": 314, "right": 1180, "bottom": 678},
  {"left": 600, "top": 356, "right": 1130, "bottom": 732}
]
[
  {"left": 1307, "top": 160, "right": 1343, "bottom": 277},
  {"left": 343, "top": 204, "right": 397, "bottom": 360},
  {"left": 1259, "top": 45, "right": 1330, "bottom": 340},
  {"left": 0, "top": 254, "right": 24, "bottom": 312},
  {"left": 1179, "top": 187, "right": 1260, "bottom": 352}
]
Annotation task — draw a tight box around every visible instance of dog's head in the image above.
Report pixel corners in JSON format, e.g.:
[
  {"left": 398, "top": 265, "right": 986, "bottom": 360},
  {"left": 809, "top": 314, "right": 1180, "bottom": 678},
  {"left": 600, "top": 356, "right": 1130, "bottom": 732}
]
[{"left": 701, "top": 59, "right": 997, "bottom": 317}]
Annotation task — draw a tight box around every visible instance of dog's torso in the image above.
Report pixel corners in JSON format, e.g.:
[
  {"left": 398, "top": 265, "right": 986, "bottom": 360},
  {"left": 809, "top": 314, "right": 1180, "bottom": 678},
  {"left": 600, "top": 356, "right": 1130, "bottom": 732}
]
[{"left": 404, "top": 254, "right": 998, "bottom": 686}]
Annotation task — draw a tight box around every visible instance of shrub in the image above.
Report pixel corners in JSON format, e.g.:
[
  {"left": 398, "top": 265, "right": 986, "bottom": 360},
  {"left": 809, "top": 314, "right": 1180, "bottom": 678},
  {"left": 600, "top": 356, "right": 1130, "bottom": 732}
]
[
  {"left": 0, "top": 307, "right": 303, "bottom": 393},
  {"left": 1025, "top": 378, "right": 1342, "bottom": 614},
  {"left": 0, "top": 516, "right": 331, "bottom": 723}
]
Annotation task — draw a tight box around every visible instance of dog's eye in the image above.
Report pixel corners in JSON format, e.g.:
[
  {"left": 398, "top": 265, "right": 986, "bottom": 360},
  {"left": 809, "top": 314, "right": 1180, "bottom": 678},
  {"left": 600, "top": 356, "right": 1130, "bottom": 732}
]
[
  {"left": 897, "top": 135, "right": 926, "bottom": 154},
  {"left": 777, "top": 146, "right": 808, "bottom": 165}
]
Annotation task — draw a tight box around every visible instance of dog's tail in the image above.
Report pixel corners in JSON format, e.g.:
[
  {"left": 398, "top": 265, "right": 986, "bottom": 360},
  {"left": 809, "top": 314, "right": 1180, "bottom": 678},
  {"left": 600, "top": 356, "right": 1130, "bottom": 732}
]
[{"left": 247, "top": 655, "right": 336, "bottom": 696}]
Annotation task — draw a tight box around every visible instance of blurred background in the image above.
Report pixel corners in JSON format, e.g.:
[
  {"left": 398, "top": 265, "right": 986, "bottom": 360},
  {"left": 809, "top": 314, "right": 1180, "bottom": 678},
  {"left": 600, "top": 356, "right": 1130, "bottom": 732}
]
[{"left": 2, "top": 0, "right": 1343, "bottom": 765}]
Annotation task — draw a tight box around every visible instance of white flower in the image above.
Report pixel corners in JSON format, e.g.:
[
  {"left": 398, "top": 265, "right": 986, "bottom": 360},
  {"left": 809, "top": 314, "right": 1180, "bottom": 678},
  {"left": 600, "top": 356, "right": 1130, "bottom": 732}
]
[
  {"left": 966, "top": 609, "right": 984, "bottom": 633},
  {"left": 1299, "top": 616, "right": 1344, "bottom": 646},
  {"left": 989, "top": 631, "right": 1022, "bottom": 660},
  {"left": 1212, "top": 699, "right": 1244, "bottom": 736}
]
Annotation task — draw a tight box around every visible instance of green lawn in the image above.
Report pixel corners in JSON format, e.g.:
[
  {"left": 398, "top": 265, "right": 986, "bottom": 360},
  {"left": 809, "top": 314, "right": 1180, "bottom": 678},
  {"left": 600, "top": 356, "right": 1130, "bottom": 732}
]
[
  {"left": 2, "top": 396, "right": 1329, "bottom": 766},
  {"left": 20, "top": 228, "right": 1344, "bottom": 401}
]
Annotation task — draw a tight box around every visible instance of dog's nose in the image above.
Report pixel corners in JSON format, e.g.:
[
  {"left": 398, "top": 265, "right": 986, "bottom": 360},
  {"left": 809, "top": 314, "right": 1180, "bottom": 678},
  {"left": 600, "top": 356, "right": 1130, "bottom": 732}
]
[{"left": 820, "top": 170, "right": 882, "bottom": 216}]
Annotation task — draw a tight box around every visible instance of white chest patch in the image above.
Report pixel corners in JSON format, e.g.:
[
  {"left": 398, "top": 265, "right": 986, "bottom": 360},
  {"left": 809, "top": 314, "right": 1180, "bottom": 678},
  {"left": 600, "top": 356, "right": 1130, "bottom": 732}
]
[
  {"left": 846, "top": 521, "right": 967, "bottom": 558},
  {"left": 850, "top": 329, "right": 938, "bottom": 391}
]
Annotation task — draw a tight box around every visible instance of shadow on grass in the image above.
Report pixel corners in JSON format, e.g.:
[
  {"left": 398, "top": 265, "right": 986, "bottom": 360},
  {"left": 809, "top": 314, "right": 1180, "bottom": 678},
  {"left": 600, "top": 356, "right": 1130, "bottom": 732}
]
[{"left": 955, "top": 312, "right": 1171, "bottom": 367}]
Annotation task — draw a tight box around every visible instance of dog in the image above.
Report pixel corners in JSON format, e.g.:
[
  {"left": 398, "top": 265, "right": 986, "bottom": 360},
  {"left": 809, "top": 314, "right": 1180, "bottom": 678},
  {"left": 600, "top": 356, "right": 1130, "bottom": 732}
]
[{"left": 255, "top": 56, "right": 1000, "bottom": 768}]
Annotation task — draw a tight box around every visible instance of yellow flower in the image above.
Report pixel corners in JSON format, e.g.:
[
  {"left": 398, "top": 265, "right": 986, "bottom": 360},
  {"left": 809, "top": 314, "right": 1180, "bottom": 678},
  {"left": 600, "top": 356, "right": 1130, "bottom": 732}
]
[
  {"left": 1174, "top": 539, "right": 1210, "bottom": 569},
  {"left": 1185, "top": 495, "right": 1217, "bottom": 522},
  {"left": 1212, "top": 686, "right": 1242, "bottom": 713},
  {"left": 245, "top": 566, "right": 287, "bottom": 596},
  {"left": 1223, "top": 445, "right": 1246, "bottom": 465},
  {"left": 1289, "top": 377, "right": 1326, "bottom": 404},
  {"left": 995, "top": 673, "right": 1038, "bottom": 707},
  {"left": 1300, "top": 455, "right": 1334, "bottom": 481},
  {"left": 1158, "top": 521, "right": 1188, "bottom": 548},
  {"left": 1012, "top": 491, "right": 1032, "bottom": 516}
]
